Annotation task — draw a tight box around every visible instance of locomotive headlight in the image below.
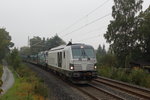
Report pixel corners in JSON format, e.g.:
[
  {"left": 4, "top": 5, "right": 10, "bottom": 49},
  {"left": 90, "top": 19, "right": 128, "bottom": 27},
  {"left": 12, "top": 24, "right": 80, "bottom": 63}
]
[
  {"left": 94, "top": 64, "right": 97, "bottom": 69},
  {"left": 94, "top": 65, "right": 97, "bottom": 69},
  {"left": 70, "top": 66, "right": 74, "bottom": 70},
  {"left": 69, "top": 64, "right": 74, "bottom": 70}
]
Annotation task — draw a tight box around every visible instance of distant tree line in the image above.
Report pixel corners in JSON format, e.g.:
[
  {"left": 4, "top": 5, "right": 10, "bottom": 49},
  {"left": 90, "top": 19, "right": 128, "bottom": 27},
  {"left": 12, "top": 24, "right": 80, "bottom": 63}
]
[
  {"left": 103, "top": 0, "right": 150, "bottom": 67},
  {"left": 20, "top": 35, "right": 66, "bottom": 55},
  {"left": 96, "top": 44, "right": 117, "bottom": 67}
]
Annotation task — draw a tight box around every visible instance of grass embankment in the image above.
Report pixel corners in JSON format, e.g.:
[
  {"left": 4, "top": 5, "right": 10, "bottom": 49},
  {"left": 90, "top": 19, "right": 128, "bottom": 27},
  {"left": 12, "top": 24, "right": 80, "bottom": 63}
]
[
  {"left": 0, "top": 64, "right": 3, "bottom": 93},
  {"left": 97, "top": 66, "right": 150, "bottom": 88},
  {"left": 0, "top": 64, "right": 3, "bottom": 77},
  {"left": 0, "top": 64, "right": 48, "bottom": 100}
]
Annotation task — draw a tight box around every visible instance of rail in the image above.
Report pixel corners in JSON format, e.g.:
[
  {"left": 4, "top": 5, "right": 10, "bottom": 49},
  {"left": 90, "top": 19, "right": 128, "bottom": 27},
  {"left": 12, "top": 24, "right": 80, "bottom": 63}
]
[{"left": 94, "top": 76, "right": 150, "bottom": 99}]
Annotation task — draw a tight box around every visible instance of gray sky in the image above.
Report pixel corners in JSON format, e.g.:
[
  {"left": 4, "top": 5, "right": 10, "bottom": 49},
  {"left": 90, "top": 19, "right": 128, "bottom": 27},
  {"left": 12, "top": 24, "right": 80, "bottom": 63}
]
[{"left": 0, "top": 0, "right": 150, "bottom": 49}]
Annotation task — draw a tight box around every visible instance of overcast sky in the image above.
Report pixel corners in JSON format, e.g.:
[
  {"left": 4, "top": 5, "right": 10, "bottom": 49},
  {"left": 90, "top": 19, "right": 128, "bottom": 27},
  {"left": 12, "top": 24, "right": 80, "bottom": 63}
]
[{"left": 0, "top": 0, "right": 150, "bottom": 49}]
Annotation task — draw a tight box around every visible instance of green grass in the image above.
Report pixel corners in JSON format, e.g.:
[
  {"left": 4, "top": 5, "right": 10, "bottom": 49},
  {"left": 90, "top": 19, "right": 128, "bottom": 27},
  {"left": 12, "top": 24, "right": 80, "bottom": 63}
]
[
  {"left": 0, "top": 76, "right": 33, "bottom": 100},
  {"left": 0, "top": 64, "right": 3, "bottom": 78},
  {"left": 0, "top": 64, "right": 3, "bottom": 93},
  {"left": 0, "top": 64, "right": 48, "bottom": 100},
  {"left": 0, "top": 66, "right": 34, "bottom": 100}
]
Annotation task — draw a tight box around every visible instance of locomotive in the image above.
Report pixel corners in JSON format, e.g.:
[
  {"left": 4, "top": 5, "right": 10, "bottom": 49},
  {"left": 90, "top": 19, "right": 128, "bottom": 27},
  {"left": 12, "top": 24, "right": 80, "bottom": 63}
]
[{"left": 26, "top": 42, "right": 97, "bottom": 84}]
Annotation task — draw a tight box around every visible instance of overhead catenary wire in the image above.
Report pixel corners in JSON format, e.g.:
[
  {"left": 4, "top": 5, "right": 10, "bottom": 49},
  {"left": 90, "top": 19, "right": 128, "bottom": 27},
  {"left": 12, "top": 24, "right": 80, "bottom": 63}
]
[
  {"left": 83, "top": 25, "right": 107, "bottom": 34},
  {"left": 61, "top": 13, "right": 111, "bottom": 37},
  {"left": 58, "top": 0, "right": 110, "bottom": 34},
  {"left": 75, "top": 25, "right": 108, "bottom": 42},
  {"left": 73, "top": 25, "right": 107, "bottom": 42},
  {"left": 30, "top": 41, "right": 43, "bottom": 47},
  {"left": 76, "top": 34, "right": 102, "bottom": 42}
]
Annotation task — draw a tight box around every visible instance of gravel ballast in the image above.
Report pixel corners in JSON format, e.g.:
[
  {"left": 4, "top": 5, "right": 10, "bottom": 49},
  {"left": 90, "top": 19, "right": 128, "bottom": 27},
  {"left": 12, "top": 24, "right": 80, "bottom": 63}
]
[{"left": 26, "top": 63, "right": 91, "bottom": 100}]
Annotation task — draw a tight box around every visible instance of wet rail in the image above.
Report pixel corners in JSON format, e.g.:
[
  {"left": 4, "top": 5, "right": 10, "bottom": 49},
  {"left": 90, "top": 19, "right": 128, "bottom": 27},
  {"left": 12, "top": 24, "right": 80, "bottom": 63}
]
[
  {"left": 74, "top": 84, "right": 124, "bottom": 100},
  {"left": 94, "top": 76, "right": 150, "bottom": 100}
]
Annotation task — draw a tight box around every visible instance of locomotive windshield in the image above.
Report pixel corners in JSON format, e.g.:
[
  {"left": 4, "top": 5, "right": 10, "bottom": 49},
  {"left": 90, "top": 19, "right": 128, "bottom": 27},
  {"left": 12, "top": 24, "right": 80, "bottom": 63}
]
[{"left": 72, "top": 45, "right": 95, "bottom": 59}]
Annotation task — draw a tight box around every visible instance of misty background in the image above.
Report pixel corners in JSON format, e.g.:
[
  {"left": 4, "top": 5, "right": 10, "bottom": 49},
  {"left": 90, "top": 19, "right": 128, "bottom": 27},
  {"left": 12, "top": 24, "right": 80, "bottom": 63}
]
[{"left": 0, "top": 0, "right": 150, "bottom": 49}]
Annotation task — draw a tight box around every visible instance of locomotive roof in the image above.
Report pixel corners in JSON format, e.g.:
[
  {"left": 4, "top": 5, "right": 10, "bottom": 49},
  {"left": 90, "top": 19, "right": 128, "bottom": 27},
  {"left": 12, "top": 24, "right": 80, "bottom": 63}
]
[
  {"left": 66, "top": 42, "right": 92, "bottom": 47},
  {"left": 50, "top": 43, "right": 93, "bottom": 51},
  {"left": 50, "top": 45, "right": 66, "bottom": 51}
]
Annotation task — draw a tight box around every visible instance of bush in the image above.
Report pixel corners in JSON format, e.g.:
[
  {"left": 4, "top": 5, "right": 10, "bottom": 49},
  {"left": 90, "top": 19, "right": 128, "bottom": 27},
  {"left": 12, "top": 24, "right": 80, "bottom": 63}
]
[
  {"left": 7, "top": 48, "right": 21, "bottom": 70},
  {"left": 34, "top": 82, "right": 48, "bottom": 98},
  {"left": 17, "top": 64, "right": 48, "bottom": 98},
  {"left": 0, "top": 65, "right": 3, "bottom": 94},
  {"left": 130, "top": 69, "right": 150, "bottom": 88},
  {"left": 98, "top": 66, "right": 150, "bottom": 88},
  {"left": 97, "top": 66, "right": 113, "bottom": 78},
  {"left": 0, "top": 64, "right": 3, "bottom": 78}
]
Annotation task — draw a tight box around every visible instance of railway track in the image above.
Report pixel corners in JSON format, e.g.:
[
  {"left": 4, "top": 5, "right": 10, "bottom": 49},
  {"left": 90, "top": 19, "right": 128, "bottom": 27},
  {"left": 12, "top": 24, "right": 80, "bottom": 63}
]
[
  {"left": 54, "top": 72, "right": 125, "bottom": 99},
  {"left": 28, "top": 63, "right": 150, "bottom": 100},
  {"left": 28, "top": 63, "right": 121, "bottom": 100},
  {"left": 93, "top": 76, "right": 150, "bottom": 100},
  {"left": 74, "top": 84, "right": 124, "bottom": 100}
]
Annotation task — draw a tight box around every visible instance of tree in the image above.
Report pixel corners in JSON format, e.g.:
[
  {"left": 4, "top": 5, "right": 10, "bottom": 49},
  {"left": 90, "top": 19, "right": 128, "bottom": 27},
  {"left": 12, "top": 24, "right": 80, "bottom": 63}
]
[
  {"left": 96, "top": 45, "right": 117, "bottom": 67},
  {"left": 45, "top": 35, "right": 66, "bottom": 50},
  {"left": 100, "top": 53, "right": 117, "bottom": 67},
  {"left": 30, "top": 36, "right": 43, "bottom": 54},
  {"left": 29, "top": 35, "right": 66, "bottom": 54},
  {"left": 0, "top": 28, "right": 14, "bottom": 62},
  {"left": 10, "top": 48, "right": 21, "bottom": 69},
  {"left": 97, "top": 44, "right": 106, "bottom": 57},
  {"left": 136, "top": 6, "right": 150, "bottom": 61},
  {"left": 96, "top": 44, "right": 106, "bottom": 65},
  {"left": 20, "top": 46, "right": 31, "bottom": 56},
  {"left": 104, "top": 0, "right": 143, "bottom": 67}
]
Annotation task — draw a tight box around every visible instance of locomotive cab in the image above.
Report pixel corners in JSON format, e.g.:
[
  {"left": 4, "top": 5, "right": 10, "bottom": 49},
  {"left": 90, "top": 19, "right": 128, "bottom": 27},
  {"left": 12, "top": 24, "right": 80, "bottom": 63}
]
[
  {"left": 68, "top": 44, "right": 97, "bottom": 83},
  {"left": 47, "top": 43, "right": 97, "bottom": 84}
]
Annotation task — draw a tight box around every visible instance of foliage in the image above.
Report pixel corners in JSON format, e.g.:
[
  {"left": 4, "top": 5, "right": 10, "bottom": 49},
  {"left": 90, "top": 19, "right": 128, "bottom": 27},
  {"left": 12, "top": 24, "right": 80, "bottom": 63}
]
[
  {"left": 0, "top": 64, "right": 3, "bottom": 78},
  {"left": 97, "top": 66, "right": 113, "bottom": 78},
  {"left": 9, "top": 48, "right": 21, "bottom": 70},
  {"left": 16, "top": 64, "right": 48, "bottom": 98},
  {"left": 44, "top": 35, "right": 66, "bottom": 50},
  {"left": 97, "top": 2, "right": 150, "bottom": 89},
  {"left": 0, "top": 64, "right": 48, "bottom": 100},
  {"left": 20, "top": 46, "right": 31, "bottom": 56},
  {"left": 0, "top": 28, "right": 14, "bottom": 62},
  {"left": 96, "top": 45, "right": 117, "bottom": 67},
  {"left": 134, "top": 6, "right": 150, "bottom": 61},
  {"left": 96, "top": 44, "right": 106, "bottom": 65},
  {"left": 100, "top": 53, "right": 117, "bottom": 67},
  {"left": 98, "top": 66, "right": 150, "bottom": 88},
  {"left": 96, "top": 45, "right": 106, "bottom": 57},
  {"left": 34, "top": 82, "right": 48, "bottom": 98},
  {"left": 28, "top": 35, "right": 66, "bottom": 55},
  {"left": 130, "top": 68, "right": 150, "bottom": 87},
  {"left": 104, "top": 0, "right": 143, "bottom": 67},
  {"left": 30, "top": 36, "right": 44, "bottom": 54},
  {"left": 0, "top": 64, "right": 3, "bottom": 94},
  {"left": 125, "top": 52, "right": 132, "bottom": 68}
]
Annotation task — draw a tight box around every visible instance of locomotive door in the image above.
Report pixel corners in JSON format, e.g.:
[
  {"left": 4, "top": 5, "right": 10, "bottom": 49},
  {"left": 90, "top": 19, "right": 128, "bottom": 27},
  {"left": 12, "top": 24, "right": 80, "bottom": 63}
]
[
  {"left": 63, "top": 51, "right": 66, "bottom": 68},
  {"left": 57, "top": 52, "right": 62, "bottom": 67}
]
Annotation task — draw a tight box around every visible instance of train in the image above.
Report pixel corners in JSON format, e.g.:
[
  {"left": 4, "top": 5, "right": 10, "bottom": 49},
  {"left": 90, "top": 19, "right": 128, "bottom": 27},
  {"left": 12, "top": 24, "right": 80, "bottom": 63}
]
[{"left": 24, "top": 42, "right": 97, "bottom": 84}]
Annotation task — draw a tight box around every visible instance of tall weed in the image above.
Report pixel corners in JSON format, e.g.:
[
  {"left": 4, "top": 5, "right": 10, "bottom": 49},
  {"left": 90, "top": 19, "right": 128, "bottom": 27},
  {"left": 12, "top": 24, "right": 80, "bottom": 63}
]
[{"left": 98, "top": 66, "right": 150, "bottom": 88}]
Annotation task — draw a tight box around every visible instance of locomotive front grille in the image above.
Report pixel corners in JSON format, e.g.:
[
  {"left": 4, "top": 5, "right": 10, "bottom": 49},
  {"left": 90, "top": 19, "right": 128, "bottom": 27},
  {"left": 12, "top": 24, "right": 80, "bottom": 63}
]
[
  {"left": 74, "top": 64, "right": 82, "bottom": 71},
  {"left": 73, "top": 63, "right": 95, "bottom": 71},
  {"left": 87, "top": 64, "right": 94, "bottom": 70}
]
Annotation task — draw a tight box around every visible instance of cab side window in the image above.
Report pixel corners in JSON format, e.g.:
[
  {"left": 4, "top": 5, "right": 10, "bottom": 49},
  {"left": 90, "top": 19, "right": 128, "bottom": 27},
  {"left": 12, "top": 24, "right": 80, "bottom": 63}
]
[{"left": 63, "top": 51, "right": 65, "bottom": 59}]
